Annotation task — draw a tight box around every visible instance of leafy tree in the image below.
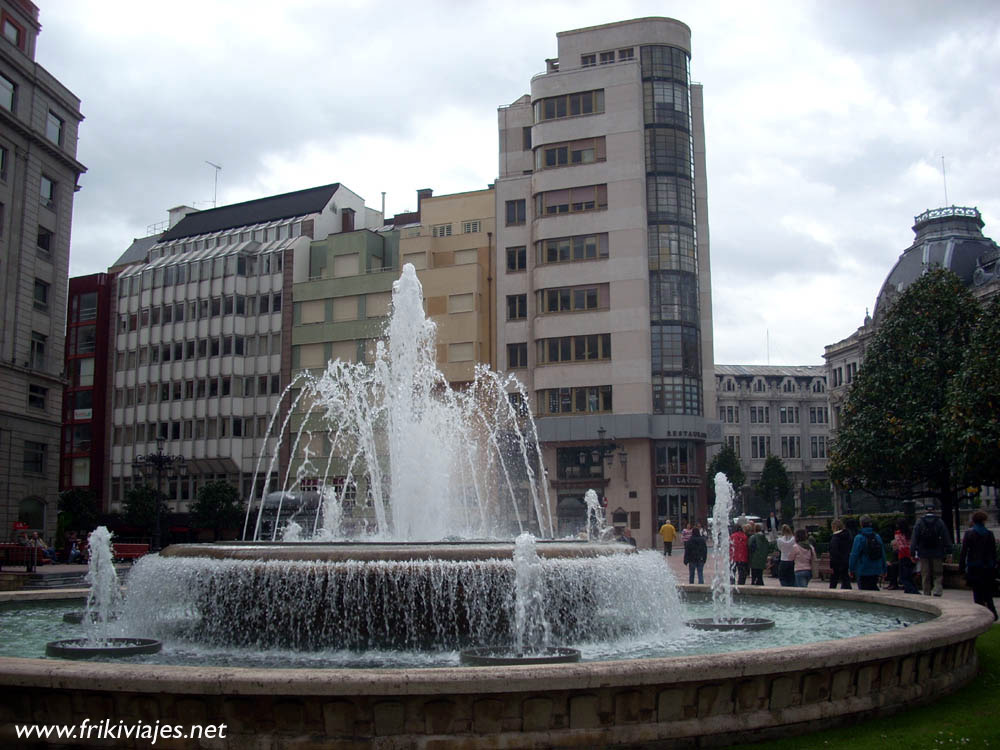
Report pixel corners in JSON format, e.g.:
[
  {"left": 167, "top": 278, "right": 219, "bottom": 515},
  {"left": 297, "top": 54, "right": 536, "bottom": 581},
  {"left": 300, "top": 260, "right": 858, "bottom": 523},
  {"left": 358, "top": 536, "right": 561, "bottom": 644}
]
[
  {"left": 122, "top": 485, "right": 168, "bottom": 536},
  {"left": 829, "top": 269, "right": 980, "bottom": 542},
  {"left": 946, "top": 295, "right": 1000, "bottom": 489},
  {"left": 58, "top": 488, "right": 100, "bottom": 534},
  {"left": 707, "top": 444, "right": 746, "bottom": 508},
  {"left": 190, "top": 481, "right": 244, "bottom": 539},
  {"left": 757, "top": 455, "right": 791, "bottom": 519}
]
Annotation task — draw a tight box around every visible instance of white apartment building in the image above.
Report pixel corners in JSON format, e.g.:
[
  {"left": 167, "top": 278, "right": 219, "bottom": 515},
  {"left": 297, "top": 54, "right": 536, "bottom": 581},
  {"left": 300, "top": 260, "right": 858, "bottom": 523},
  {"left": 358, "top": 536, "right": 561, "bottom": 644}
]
[
  {"left": 495, "top": 18, "right": 717, "bottom": 547},
  {"left": 107, "top": 184, "right": 379, "bottom": 515}
]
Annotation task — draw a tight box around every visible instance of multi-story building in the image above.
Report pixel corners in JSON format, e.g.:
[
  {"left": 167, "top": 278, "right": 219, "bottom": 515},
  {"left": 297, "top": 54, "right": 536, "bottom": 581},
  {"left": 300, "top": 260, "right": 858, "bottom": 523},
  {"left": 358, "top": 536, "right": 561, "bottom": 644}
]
[
  {"left": 106, "top": 184, "right": 379, "bottom": 521},
  {"left": 0, "top": 0, "right": 85, "bottom": 540},
  {"left": 825, "top": 206, "right": 1000, "bottom": 513},
  {"left": 495, "top": 18, "right": 716, "bottom": 546},
  {"left": 713, "top": 365, "right": 830, "bottom": 516}
]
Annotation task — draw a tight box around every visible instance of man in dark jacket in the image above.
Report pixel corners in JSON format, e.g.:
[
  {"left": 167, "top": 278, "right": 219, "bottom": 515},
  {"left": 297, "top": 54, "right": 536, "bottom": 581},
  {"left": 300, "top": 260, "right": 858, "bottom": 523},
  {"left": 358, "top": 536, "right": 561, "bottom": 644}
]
[
  {"left": 828, "top": 518, "right": 853, "bottom": 590},
  {"left": 683, "top": 526, "right": 708, "bottom": 584},
  {"left": 911, "top": 507, "right": 950, "bottom": 597},
  {"left": 959, "top": 510, "right": 997, "bottom": 620}
]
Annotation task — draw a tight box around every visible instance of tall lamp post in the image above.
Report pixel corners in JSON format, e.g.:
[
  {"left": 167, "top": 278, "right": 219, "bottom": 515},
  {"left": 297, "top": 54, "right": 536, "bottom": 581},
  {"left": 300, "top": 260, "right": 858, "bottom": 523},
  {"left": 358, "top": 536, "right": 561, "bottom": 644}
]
[{"left": 133, "top": 437, "right": 187, "bottom": 551}]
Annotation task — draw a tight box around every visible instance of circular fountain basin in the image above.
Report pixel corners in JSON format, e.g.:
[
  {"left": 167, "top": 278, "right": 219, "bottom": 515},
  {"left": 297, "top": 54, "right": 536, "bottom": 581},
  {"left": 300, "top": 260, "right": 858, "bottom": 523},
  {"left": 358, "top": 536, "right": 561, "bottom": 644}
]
[
  {"left": 460, "top": 647, "right": 581, "bottom": 666},
  {"left": 685, "top": 616, "right": 775, "bottom": 631},
  {"left": 45, "top": 637, "right": 162, "bottom": 659}
]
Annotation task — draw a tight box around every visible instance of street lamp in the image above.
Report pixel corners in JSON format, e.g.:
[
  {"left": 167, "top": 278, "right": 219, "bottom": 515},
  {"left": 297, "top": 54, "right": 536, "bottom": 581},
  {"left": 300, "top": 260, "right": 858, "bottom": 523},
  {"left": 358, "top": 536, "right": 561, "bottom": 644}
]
[{"left": 133, "top": 437, "right": 188, "bottom": 551}]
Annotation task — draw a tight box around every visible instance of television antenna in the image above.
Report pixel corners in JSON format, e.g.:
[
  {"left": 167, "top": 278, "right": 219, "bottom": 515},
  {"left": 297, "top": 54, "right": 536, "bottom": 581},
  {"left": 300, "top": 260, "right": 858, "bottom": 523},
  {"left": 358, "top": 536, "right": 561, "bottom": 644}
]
[{"left": 205, "top": 161, "right": 222, "bottom": 208}]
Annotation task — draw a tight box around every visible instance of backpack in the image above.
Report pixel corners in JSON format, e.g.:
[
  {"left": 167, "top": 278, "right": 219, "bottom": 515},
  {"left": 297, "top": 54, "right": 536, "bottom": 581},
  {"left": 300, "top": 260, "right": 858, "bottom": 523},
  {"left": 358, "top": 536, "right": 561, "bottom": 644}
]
[
  {"left": 866, "top": 534, "right": 883, "bottom": 561},
  {"left": 918, "top": 518, "right": 942, "bottom": 550}
]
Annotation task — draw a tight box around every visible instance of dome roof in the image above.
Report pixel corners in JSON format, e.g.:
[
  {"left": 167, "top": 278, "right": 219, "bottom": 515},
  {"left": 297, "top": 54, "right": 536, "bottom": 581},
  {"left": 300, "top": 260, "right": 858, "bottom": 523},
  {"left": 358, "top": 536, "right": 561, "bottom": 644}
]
[{"left": 874, "top": 206, "right": 999, "bottom": 317}]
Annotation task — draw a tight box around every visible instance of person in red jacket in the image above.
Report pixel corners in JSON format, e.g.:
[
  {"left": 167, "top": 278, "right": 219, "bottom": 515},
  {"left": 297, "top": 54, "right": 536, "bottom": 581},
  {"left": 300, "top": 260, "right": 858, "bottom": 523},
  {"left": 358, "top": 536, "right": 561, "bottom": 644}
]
[{"left": 730, "top": 523, "right": 750, "bottom": 585}]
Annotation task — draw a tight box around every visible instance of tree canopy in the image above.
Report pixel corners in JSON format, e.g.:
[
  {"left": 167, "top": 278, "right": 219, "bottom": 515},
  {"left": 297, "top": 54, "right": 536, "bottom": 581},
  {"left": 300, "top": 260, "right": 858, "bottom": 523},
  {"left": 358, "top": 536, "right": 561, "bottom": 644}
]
[
  {"left": 122, "top": 485, "right": 168, "bottom": 536},
  {"left": 707, "top": 444, "right": 746, "bottom": 507},
  {"left": 58, "top": 488, "right": 100, "bottom": 534},
  {"left": 190, "top": 481, "right": 244, "bottom": 539},
  {"left": 757, "top": 455, "right": 791, "bottom": 519},
  {"left": 828, "top": 268, "right": 983, "bottom": 541}
]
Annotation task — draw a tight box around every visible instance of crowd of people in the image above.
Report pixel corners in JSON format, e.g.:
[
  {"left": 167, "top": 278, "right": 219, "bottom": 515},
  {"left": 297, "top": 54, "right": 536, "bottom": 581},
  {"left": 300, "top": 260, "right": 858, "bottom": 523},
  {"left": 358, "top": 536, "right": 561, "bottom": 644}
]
[
  {"left": 646, "top": 508, "right": 997, "bottom": 621},
  {"left": 11, "top": 530, "right": 89, "bottom": 570}
]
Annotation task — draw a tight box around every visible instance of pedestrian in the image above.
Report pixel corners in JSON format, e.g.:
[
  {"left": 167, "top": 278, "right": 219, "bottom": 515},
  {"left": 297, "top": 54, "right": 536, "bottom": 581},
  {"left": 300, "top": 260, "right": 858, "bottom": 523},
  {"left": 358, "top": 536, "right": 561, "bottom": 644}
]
[
  {"left": 959, "top": 510, "right": 997, "bottom": 621},
  {"left": 730, "top": 523, "right": 749, "bottom": 585},
  {"left": 684, "top": 526, "right": 707, "bottom": 584},
  {"left": 790, "top": 528, "right": 817, "bottom": 587},
  {"left": 849, "top": 515, "right": 886, "bottom": 591},
  {"left": 891, "top": 522, "right": 919, "bottom": 594},
  {"left": 766, "top": 511, "right": 779, "bottom": 543},
  {"left": 658, "top": 519, "right": 677, "bottom": 556},
  {"left": 910, "top": 506, "right": 950, "bottom": 596},
  {"left": 748, "top": 523, "right": 769, "bottom": 585},
  {"left": 681, "top": 522, "right": 693, "bottom": 546},
  {"left": 776, "top": 525, "right": 796, "bottom": 587},
  {"left": 828, "top": 518, "right": 853, "bottom": 590}
]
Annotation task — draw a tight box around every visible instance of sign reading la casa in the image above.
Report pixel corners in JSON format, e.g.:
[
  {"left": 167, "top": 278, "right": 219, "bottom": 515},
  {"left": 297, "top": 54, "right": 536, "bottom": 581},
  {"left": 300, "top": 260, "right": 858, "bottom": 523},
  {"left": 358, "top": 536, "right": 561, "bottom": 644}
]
[{"left": 655, "top": 475, "right": 702, "bottom": 487}]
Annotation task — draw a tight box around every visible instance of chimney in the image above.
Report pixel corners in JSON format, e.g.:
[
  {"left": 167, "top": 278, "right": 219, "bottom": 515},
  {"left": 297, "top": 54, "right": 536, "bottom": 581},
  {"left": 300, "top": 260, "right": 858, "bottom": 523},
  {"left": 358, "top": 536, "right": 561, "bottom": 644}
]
[
  {"left": 341, "top": 207, "right": 355, "bottom": 233},
  {"left": 167, "top": 205, "right": 198, "bottom": 228},
  {"left": 416, "top": 188, "right": 433, "bottom": 218}
]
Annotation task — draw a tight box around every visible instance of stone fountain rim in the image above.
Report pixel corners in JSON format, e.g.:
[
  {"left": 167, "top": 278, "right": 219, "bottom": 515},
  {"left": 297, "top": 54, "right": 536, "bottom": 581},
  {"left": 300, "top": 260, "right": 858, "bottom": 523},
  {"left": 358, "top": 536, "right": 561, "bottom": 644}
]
[{"left": 0, "top": 587, "right": 992, "bottom": 697}]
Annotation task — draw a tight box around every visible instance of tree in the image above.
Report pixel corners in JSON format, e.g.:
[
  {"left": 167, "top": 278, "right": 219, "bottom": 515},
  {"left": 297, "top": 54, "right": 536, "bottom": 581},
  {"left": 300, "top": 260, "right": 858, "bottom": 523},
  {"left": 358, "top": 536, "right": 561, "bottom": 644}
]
[
  {"left": 757, "top": 455, "right": 791, "bottom": 519},
  {"left": 707, "top": 444, "right": 746, "bottom": 509},
  {"left": 190, "top": 481, "right": 244, "bottom": 540},
  {"left": 122, "top": 485, "right": 168, "bottom": 537},
  {"left": 828, "top": 269, "right": 980, "bottom": 542},
  {"left": 946, "top": 295, "right": 1000, "bottom": 490},
  {"left": 58, "top": 488, "right": 100, "bottom": 533}
]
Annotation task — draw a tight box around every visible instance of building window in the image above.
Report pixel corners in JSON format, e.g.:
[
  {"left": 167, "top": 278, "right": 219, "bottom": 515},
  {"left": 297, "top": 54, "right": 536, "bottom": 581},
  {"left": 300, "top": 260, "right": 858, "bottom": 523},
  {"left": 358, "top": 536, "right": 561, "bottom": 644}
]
[
  {"left": 23, "top": 440, "right": 46, "bottom": 474},
  {"left": 537, "top": 385, "right": 612, "bottom": 415},
  {"left": 725, "top": 435, "right": 741, "bottom": 458},
  {"left": 618, "top": 48, "right": 634, "bottom": 61},
  {"left": 718, "top": 405, "right": 738, "bottom": 423},
  {"left": 522, "top": 127, "right": 532, "bottom": 150},
  {"left": 534, "top": 89, "right": 604, "bottom": 122},
  {"left": 812, "top": 379, "right": 826, "bottom": 393},
  {"left": 750, "top": 435, "right": 770, "bottom": 460},
  {"left": 783, "top": 379, "right": 796, "bottom": 392},
  {"left": 28, "top": 384, "right": 47, "bottom": 409},
  {"left": 536, "top": 334, "right": 611, "bottom": 364},
  {"left": 33, "top": 279, "right": 49, "bottom": 311},
  {"left": 507, "top": 342, "right": 528, "bottom": 369},
  {"left": 580, "top": 54, "right": 596, "bottom": 67},
  {"left": 506, "top": 246, "right": 526, "bottom": 271},
  {"left": 40, "top": 175, "right": 55, "bottom": 207},
  {"left": 535, "top": 184, "right": 607, "bottom": 215},
  {"left": 652, "top": 376, "right": 702, "bottom": 415},
  {"left": 431, "top": 223, "right": 452, "bottom": 238},
  {"left": 462, "top": 220, "right": 481, "bottom": 234},
  {"left": 599, "top": 51, "right": 615, "bottom": 65},
  {"left": 30, "top": 331, "right": 46, "bottom": 369},
  {"left": 809, "top": 406, "right": 829, "bottom": 424},
  {"left": 749, "top": 405, "right": 769, "bottom": 424},
  {"left": 779, "top": 406, "right": 799, "bottom": 424},
  {"left": 37, "top": 227, "right": 53, "bottom": 253},
  {"left": 535, "top": 137, "right": 606, "bottom": 170},
  {"left": 506, "top": 294, "right": 526, "bottom": 320},
  {"left": 753, "top": 379, "right": 766, "bottom": 392},
  {"left": 540, "top": 284, "right": 606, "bottom": 313},
  {"left": 505, "top": 199, "right": 526, "bottom": 226},
  {"left": 46, "top": 112, "right": 63, "bottom": 145},
  {"left": 537, "top": 233, "right": 609, "bottom": 265},
  {"left": 0, "top": 72, "right": 14, "bottom": 111},
  {"left": 0, "top": 146, "right": 7, "bottom": 181},
  {"left": 832, "top": 367, "right": 843, "bottom": 387},
  {"left": 723, "top": 379, "right": 735, "bottom": 392},
  {"left": 846, "top": 362, "right": 858, "bottom": 383},
  {"left": 2, "top": 16, "right": 22, "bottom": 47},
  {"left": 811, "top": 436, "right": 827, "bottom": 459},
  {"left": 781, "top": 436, "right": 801, "bottom": 459}
]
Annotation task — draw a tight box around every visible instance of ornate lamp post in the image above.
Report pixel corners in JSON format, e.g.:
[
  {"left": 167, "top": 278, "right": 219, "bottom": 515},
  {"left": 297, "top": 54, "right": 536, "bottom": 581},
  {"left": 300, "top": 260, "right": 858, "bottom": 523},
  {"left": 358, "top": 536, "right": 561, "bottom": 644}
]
[{"left": 133, "top": 437, "right": 187, "bottom": 551}]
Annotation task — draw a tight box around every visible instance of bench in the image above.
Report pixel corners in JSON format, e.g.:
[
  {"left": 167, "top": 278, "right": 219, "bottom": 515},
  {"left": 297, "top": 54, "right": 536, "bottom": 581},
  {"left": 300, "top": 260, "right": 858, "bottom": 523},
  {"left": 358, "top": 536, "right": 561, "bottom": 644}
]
[
  {"left": 112, "top": 543, "right": 150, "bottom": 562},
  {"left": 0, "top": 543, "right": 51, "bottom": 570}
]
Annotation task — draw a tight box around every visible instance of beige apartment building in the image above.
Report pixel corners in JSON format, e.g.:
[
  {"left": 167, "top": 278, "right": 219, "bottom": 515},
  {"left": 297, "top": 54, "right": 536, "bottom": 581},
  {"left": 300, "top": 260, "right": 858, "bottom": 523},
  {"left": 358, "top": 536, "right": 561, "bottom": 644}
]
[
  {"left": 0, "top": 0, "right": 85, "bottom": 540},
  {"left": 495, "top": 18, "right": 717, "bottom": 547}
]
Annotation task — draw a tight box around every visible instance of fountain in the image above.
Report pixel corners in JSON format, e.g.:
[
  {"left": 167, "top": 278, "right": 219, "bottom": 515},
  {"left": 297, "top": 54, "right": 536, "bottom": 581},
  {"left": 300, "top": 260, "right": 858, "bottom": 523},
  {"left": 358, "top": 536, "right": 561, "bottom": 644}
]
[
  {"left": 45, "top": 526, "right": 162, "bottom": 658},
  {"left": 3, "top": 265, "right": 993, "bottom": 748},
  {"left": 686, "top": 473, "right": 775, "bottom": 631}
]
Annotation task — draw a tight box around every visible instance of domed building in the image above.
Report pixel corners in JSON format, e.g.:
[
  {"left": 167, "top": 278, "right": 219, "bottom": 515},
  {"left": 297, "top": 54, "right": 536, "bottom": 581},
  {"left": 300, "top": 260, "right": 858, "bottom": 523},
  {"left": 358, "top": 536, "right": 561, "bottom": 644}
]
[{"left": 824, "top": 205, "right": 999, "bottom": 514}]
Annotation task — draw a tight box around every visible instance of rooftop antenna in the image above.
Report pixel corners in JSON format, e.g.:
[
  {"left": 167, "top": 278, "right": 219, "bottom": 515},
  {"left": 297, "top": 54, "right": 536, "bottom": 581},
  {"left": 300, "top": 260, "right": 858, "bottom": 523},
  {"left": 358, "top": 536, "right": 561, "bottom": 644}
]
[
  {"left": 766, "top": 328, "right": 770, "bottom": 365},
  {"left": 940, "top": 156, "right": 948, "bottom": 206},
  {"left": 205, "top": 161, "right": 222, "bottom": 208}
]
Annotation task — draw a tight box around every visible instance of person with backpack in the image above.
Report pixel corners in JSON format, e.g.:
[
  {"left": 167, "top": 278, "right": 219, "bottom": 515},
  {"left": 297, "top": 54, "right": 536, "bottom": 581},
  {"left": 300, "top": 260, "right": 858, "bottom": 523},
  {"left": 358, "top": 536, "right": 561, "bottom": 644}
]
[
  {"left": 959, "top": 510, "right": 997, "bottom": 621},
  {"left": 849, "top": 515, "right": 886, "bottom": 591},
  {"left": 891, "top": 522, "right": 919, "bottom": 594},
  {"left": 828, "top": 518, "right": 853, "bottom": 590},
  {"left": 910, "top": 506, "right": 950, "bottom": 597}
]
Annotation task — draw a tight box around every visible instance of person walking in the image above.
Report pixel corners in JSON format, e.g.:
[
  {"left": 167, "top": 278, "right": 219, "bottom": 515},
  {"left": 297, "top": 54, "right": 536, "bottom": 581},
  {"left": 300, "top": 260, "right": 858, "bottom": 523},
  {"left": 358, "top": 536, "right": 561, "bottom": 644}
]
[
  {"left": 766, "top": 512, "right": 779, "bottom": 543},
  {"left": 658, "top": 519, "right": 677, "bottom": 556},
  {"left": 959, "top": 511, "right": 997, "bottom": 621},
  {"left": 776, "top": 525, "right": 796, "bottom": 587},
  {"left": 748, "top": 523, "right": 769, "bottom": 586},
  {"left": 684, "top": 526, "right": 707, "bottom": 584},
  {"left": 730, "top": 523, "right": 750, "bottom": 585},
  {"left": 849, "top": 515, "right": 886, "bottom": 591},
  {"left": 891, "top": 523, "right": 919, "bottom": 594},
  {"left": 789, "top": 528, "right": 817, "bottom": 587},
  {"left": 911, "top": 506, "right": 950, "bottom": 596},
  {"left": 828, "top": 518, "right": 853, "bottom": 590}
]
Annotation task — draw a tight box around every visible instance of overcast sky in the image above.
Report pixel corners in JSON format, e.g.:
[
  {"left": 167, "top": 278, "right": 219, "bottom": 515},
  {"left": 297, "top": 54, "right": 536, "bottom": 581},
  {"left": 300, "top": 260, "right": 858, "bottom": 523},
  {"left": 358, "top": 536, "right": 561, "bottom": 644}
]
[{"left": 39, "top": 0, "right": 1000, "bottom": 366}]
